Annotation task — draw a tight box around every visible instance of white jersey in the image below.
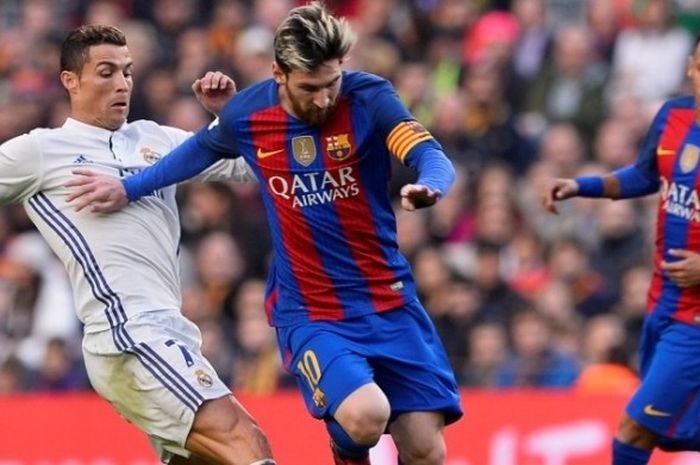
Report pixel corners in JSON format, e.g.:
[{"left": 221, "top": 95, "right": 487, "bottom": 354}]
[{"left": 0, "top": 118, "right": 250, "bottom": 334}]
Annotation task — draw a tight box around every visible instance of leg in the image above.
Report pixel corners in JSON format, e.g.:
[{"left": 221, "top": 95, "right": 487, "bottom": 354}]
[
  {"left": 389, "top": 412, "right": 445, "bottom": 465},
  {"left": 329, "top": 383, "right": 391, "bottom": 464},
  {"left": 612, "top": 414, "right": 655, "bottom": 465},
  {"left": 333, "top": 383, "right": 391, "bottom": 446},
  {"left": 182, "top": 395, "right": 274, "bottom": 465}
]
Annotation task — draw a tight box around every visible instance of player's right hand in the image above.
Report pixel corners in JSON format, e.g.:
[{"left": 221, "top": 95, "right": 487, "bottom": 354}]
[
  {"left": 541, "top": 178, "right": 579, "bottom": 214},
  {"left": 64, "top": 169, "right": 129, "bottom": 213}
]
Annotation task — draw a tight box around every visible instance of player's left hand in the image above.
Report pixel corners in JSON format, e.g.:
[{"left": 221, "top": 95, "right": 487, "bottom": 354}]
[
  {"left": 400, "top": 184, "right": 441, "bottom": 211},
  {"left": 192, "top": 71, "right": 237, "bottom": 116},
  {"left": 661, "top": 249, "right": 700, "bottom": 288}
]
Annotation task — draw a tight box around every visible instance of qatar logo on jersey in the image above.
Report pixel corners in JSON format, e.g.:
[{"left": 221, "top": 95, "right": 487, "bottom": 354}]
[
  {"left": 267, "top": 166, "right": 360, "bottom": 208},
  {"left": 292, "top": 135, "right": 316, "bottom": 166},
  {"left": 325, "top": 133, "right": 352, "bottom": 161},
  {"left": 660, "top": 176, "right": 700, "bottom": 222}
]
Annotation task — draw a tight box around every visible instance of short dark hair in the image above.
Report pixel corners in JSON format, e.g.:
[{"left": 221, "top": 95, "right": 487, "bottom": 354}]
[{"left": 60, "top": 25, "right": 126, "bottom": 74}]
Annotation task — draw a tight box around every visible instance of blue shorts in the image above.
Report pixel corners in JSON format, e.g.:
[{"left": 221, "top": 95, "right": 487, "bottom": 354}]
[
  {"left": 276, "top": 299, "right": 463, "bottom": 425},
  {"left": 626, "top": 313, "right": 700, "bottom": 439}
]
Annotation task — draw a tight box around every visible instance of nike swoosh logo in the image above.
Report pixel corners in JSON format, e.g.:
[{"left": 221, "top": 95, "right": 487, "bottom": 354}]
[
  {"left": 644, "top": 404, "right": 671, "bottom": 417},
  {"left": 257, "top": 147, "right": 285, "bottom": 159},
  {"left": 657, "top": 147, "right": 675, "bottom": 156}
]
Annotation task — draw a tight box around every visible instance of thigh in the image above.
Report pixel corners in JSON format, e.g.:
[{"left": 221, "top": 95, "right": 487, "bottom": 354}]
[
  {"left": 370, "top": 301, "right": 463, "bottom": 425},
  {"left": 277, "top": 323, "right": 374, "bottom": 419},
  {"left": 389, "top": 411, "right": 446, "bottom": 462},
  {"left": 627, "top": 319, "right": 700, "bottom": 439},
  {"left": 83, "top": 311, "right": 231, "bottom": 462}
]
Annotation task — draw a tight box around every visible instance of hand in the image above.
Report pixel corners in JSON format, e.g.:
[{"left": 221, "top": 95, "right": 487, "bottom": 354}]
[
  {"left": 661, "top": 249, "right": 700, "bottom": 288},
  {"left": 64, "top": 169, "right": 129, "bottom": 213},
  {"left": 400, "top": 184, "right": 440, "bottom": 211},
  {"left": 542, "top": 178, "right": 579, "bottom": 214},
  {"left": 192, "top": 71, "right": 237, "bottom": 115}
]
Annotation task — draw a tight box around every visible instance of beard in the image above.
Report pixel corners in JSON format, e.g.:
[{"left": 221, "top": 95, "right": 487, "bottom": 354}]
[{"left": 286, "top": 83, "right": 337, "bottom": 126}]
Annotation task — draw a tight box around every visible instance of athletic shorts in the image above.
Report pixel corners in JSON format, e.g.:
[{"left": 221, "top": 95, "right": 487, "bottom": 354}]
[
  {"left": 626, "top": 313, "right": 700, "bottom": 439},
  {"left": 276, "top": 299, "right": 463, "bottom": 425},
  {"left": 82, "top": 309, "right": 231, "bottom": 463}
]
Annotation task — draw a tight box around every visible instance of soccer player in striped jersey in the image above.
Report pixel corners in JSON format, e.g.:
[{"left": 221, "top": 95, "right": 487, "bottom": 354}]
[
  {"left": 543, "top": 34, "right": 700, "bottom": 465},
  {"left": 0, "top": 25, "right": 275, "bottom": 465},
  {"left": 66, "top": 3, "right": 463, "bottom": 465}
]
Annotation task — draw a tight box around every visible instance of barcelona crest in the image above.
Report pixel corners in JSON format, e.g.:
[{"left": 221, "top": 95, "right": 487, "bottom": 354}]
[
  {"left": 292, "top": 135, "right": 317, "bottom": 166},
  {"left": 312, "top": 387, "right": 327, "bottom": 409},
  {"left": 325, "top": 133, "right": 352, "bottom": 161},
  {"left": 680, "top": 144, "right": 700, "bottom": 174},
  {"left": 140, "top": 147, "right": 162, "bottom": 164}
]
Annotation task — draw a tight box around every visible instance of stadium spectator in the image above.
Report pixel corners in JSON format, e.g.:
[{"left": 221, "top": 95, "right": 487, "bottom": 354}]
[
  {"left": 65, "top": 4, "right": 463, "bottom": 465},
  {"left": 0, "top": 24, "right": 275, "bottom": 465},
  {"left": 543, "top": 34, "right": 700, "bottom": 464}
]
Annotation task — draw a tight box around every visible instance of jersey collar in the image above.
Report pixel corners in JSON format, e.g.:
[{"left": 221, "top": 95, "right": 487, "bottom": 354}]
[{"left": 63, "top": 117, "right": 128, "bottom": 142}]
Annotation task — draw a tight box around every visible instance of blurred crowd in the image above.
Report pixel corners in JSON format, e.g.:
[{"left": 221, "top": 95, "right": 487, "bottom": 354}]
[{"left": 1, "top": 0, "right": 699, "bottom": 396}]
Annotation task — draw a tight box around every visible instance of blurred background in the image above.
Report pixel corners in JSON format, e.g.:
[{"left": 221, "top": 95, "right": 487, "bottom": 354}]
[{"left": 0, "top": 0, "right": 699, "bottom": 463}]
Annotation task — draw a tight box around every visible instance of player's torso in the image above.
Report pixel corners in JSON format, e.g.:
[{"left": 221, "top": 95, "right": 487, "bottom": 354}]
[
  {"left": 26, "top": 121, "right": 183, "bottom": 332},
  {"left": 650, "top": 104, "right": 700, "bottom": 322},
  {"left": 234, "top": 93, "right": 413, "bottom": 325}
]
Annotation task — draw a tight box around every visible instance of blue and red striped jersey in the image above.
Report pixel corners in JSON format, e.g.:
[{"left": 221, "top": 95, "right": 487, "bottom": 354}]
[
  {"left": 189, "top": 71, "right": 454, "bottom": 326},
  {"left": 629, "top": 96, "right": 700, "bottom": 323}
]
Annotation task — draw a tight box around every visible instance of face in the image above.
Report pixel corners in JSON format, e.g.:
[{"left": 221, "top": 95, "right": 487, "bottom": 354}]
[
  {"left": 274, "top": 59, "right": 343, "bottom": 126},
  {"left": 61, "top": 43, "right": 133, "bottom": 130}
]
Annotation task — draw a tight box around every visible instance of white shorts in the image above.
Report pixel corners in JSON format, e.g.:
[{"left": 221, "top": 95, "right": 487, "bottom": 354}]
[{"left": 82, "top": 309, "right": 231, "bottom": 463}]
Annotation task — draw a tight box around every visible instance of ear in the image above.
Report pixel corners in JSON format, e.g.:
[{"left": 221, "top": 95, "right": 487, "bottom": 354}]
[
  {"left": 272, "top": 62, "right": 285, "bottom": 85},
  {"left": 60, "top": 70, "right": 79, "bottom": 94}
]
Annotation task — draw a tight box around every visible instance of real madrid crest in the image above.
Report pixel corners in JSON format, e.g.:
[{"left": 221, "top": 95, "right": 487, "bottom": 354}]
[
  {"left": 680, "top": 144, "right": 700, "bottom": 174},
  {"left": 325, "top": 133, "right": 352, "bottom": 161},
  {"left": 140, "top": 147, "right": 162, "bottom": 165},
  {"left": 292, "top": 135, "right": 316, "bottom": 166},
  {"left": 195, "top": 369, "right": 213, "bottom": 388}
]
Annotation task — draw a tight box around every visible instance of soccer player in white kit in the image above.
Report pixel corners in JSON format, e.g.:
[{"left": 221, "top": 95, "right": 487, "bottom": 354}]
[{"left": 0, "top": 25, "right": 275, "bottom": 465}]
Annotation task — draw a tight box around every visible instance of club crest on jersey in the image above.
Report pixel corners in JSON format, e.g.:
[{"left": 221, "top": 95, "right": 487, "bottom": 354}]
[
  {"left": 195, "top": 369, "right": 213, "bottom": 388},
  {"left": 140, "top": 147, "right": 162, "bottom": 165},
  {"left": 325, "top": 133, "right": 352, "bottom": 161},
  {"left": 680, "top": 144, "right": 700, "bottom": 173},
  {"left": 312, "top": 387, "right": 327, "bottom": 409},
  {"left": 292, "top": 136, "right": 316, "bottom": 166}
]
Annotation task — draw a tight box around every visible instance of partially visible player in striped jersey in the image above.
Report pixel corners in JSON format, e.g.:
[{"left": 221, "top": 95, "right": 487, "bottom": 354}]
[
  {"left": 543, "top": 34, "right": 700, "bottom": 465},
  {"left": 0, "top": 25, "right": 275, "bottom": 465},
  {"left": 65, "top": 3, "right": 463, "bottom": 465}
]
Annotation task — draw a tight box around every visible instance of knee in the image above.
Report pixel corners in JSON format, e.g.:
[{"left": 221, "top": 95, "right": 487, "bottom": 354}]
[
  {"left": 340, "top": 406, "right": 390, "bottom": 445},
  {"left": 616, "top": 414, "right": 658, "bottom": 449},
  {"left": 399, "top": 438, "right": 445, "bottom": 465}
]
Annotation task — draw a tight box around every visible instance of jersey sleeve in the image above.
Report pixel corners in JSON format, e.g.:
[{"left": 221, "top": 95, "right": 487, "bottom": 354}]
[
  {"left": 0, "top": 134, "right": 42, "bottom": 204},
  {"left": 362, "top": 77, "right": 442, "bottom": 163},
  {"left": 160, "top": 122, "right": 254, "bottom": 183},
  {"left": 362, "top": 75, "right": 455, "bottom": 196},
  {"left": 123, "top": 114, "right": 242, "bottom": 201}
]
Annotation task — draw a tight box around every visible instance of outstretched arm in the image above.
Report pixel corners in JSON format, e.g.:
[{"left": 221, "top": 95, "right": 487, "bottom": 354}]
[
  {"left": 542, "top": 165, "right": 660, "bottom": 214},
  {"left": 66, "top": 136, "right": 222, "bottom": 212}
]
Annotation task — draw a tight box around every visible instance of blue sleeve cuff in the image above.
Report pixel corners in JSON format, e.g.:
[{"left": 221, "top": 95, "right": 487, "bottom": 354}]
[{"left": 574, "top": 176, "right": 604, "bottom": 197}]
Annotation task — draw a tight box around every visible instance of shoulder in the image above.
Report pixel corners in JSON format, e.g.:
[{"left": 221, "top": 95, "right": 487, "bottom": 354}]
[
  {"left": 341, "top": 70, "right": 393, "bottom": 96},
  {"left": 220, "top": 78, "right": 279, "bottom": 122},
  {"left": 124, "top": 119, "right": 190, "bottom": 146},
  {"left": 663, "top": 95, "right": 695, "bottom": 111},
  {"left": 2, "top": 130, "right": 42, "bottom": 154}
]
